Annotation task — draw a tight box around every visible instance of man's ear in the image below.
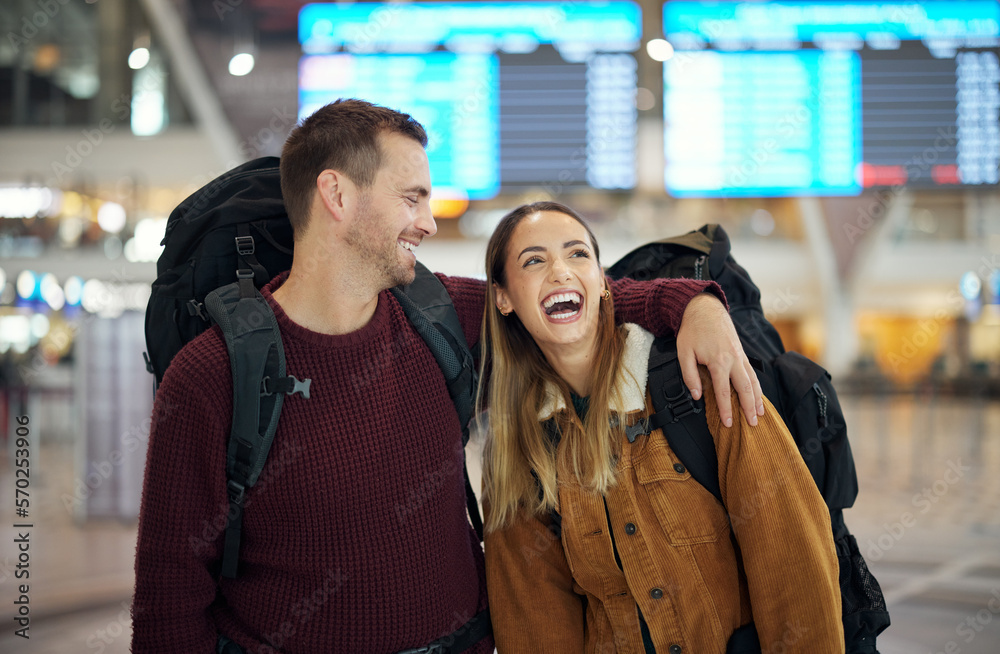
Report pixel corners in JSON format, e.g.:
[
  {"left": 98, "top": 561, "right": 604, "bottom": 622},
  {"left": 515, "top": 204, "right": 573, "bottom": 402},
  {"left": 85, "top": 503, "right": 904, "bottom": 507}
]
[{"left": 316, "top": 170, "right": 351, "bottom": 221}]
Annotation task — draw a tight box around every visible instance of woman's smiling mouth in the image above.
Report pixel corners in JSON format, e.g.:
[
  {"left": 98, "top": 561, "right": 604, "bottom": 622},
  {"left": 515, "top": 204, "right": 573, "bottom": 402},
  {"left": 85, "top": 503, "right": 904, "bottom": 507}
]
[{"left": 542, "top": 290, "right": 583, "bottom": 321}]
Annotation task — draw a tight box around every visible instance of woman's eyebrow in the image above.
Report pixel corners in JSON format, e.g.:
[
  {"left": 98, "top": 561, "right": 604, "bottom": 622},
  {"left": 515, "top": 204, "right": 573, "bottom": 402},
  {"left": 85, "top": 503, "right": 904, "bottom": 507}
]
[
  {"left": 518, "top": 240, "right": 589, "bottom": 259},
  {"left": 518, "top": 245, "right": 546, "bottom": 259}
]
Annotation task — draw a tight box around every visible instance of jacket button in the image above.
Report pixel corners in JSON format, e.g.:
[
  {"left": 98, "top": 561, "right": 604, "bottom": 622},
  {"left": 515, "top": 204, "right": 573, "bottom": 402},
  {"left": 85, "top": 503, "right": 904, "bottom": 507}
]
[
  {"left": 673, "top": 463, "right": 686, "bottom": 474},
  {"left": 624, "top": 522, "right": 637, "bottom": 535},
  {"left": 669, "top": 645, "right": 682, "bottom": 654},
  {"left": 650, "top": 588, "right": 663, "bottom": 599}
]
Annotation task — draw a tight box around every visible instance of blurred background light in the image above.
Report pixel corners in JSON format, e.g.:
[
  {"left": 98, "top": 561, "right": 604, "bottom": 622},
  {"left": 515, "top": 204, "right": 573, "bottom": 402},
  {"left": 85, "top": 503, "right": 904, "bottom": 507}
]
[
  {"left": 646, "top": 38, "right": 674, "bottom": 62},
  {"left": 961, "top": 271, "right": 983, "bottom": 301},
  {"left": 128, "top": 47, "right": 150, "bottom": 70},
  {"left": 132, "top": 59, "right": 167, "bottom": 136},
  {"left": 29, "top": 312, "right": 51, "bottom": 339},
  {"left": 33, "top": 43, "right": 61, "bottom": 73},
  {"left": 229, "top": 52, "right": 255, "bottom": 76},
  {"left": 635, "top": 87, "right": 656, "bottom": 111},
  {"left": 81, "top": 279, "right": 105, "bottom": 313},
  {"left": 750, "top": 209, "right": 776, "bottom": 236},
  {"left": 16, "top": 270, "right": 39, "bottom": 301},
  {"left": 97, "top": 202, "right": 127, "bottom": 234},
  {"left": 104, "top": 235, "right": 124, "bottom": 260},
  {"left": 41, "top": 273, "right": 66, "bottom": 311},
  {"left": 0, "top": 187, "right": 59, "bottom": 218},
  {"left": 58, "top": 216, "right": 85, "bottom": 247},
  {"left": 988, "top": 269, "right": 1000, "bottom": 303},
  {"left": 61, "top": 191, "right": 85, "bottom": 216},
  {"left": 429, "top": 192, "right": 470, "bottom": 220},
  {"left": 0, "top": 315, "right": 31, "bottom": 354},
  {"left": 124, "top": 217, "right": 168, "bottom": 262},
  {"left": 64, "top": 276, "right": 85, "bottom": 307}
]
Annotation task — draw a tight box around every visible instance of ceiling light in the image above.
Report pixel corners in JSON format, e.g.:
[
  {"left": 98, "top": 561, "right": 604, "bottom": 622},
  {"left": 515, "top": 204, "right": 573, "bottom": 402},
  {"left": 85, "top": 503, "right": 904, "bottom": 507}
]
[
  {"left": 646, "top": 39, "right": 675, "bottom": 62},
  {"left": 129, "top": 47, "right": 150, "bottom": 70},
  {"left": 229, "top": 53, "right": 255, "bottom": 76}
]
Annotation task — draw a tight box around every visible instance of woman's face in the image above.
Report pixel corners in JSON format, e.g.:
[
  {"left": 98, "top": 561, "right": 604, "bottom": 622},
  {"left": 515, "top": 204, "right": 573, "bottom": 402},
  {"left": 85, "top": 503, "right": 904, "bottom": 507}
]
[{"left": 494, "top": 210, "right": 606, "bottom": 358}]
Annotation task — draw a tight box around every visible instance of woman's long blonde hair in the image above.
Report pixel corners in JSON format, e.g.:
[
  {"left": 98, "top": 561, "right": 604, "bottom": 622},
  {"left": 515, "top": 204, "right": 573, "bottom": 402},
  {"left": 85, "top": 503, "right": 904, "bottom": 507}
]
[{"left": 479, "top": 202, "right": 627, "bottom": 532}]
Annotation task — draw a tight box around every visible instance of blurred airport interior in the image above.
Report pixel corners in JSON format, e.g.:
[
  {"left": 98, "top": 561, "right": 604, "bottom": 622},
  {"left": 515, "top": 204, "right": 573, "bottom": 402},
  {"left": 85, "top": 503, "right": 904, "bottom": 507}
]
[{"left": 0, "top": 0, "right": 999, "bottom": 652}]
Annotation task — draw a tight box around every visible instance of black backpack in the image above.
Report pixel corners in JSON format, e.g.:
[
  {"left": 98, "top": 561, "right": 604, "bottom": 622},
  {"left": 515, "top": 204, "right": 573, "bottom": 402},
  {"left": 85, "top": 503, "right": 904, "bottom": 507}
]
[
  {"left": 142, "top": 156, "right": 483, "bottom": 582},
  {"left": 605, "top": 224, "right": 890, "bottom": 653}
]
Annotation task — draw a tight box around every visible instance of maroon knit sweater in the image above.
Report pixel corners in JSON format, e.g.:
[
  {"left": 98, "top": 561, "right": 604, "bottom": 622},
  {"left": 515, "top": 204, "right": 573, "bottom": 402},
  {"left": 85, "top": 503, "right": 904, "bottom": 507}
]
[{"left": 131, "top": 272, "right": 721, "bottom": 654}]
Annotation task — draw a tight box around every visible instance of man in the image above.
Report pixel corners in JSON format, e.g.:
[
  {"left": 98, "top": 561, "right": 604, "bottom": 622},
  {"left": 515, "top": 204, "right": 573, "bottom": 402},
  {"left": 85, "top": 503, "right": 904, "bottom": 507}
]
[{"left": 131, "top": 99, "right": 763, "bottom": 653}]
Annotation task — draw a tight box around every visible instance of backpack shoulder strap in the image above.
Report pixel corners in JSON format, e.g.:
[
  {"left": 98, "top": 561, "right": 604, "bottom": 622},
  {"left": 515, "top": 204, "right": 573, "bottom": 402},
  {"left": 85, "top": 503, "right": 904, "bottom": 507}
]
[
  {"left": 204, "top": 281, "right": 310, "bottom": 579},
  {"left": 643, "top": 336, "right": 724, "bottom": 506},
  {"left": 389, "top": 262, "right": 483, "bottom": 540},
  {"left": 390, "top": 262, "right": 476, "bottom": 438}
]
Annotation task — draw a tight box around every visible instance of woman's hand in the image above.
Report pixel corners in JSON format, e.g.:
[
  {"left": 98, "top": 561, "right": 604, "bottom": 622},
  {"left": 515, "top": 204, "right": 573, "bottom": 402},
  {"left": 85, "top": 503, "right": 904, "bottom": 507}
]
[{"left": 676, "top": 293, "right": 764, "bottom": 427}]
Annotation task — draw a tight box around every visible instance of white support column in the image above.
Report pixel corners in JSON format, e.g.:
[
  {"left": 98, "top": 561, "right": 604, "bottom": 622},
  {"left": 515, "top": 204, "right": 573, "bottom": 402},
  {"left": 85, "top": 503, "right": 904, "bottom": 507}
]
[
  {"left": 138, "top": 0, "right": 243, "bottom": 167},
  {"left": 848, "top": 190, "right": 912, "bottom": 296},
  {"left": 799, "top": 197, "right": 856, "bottom": 377}
]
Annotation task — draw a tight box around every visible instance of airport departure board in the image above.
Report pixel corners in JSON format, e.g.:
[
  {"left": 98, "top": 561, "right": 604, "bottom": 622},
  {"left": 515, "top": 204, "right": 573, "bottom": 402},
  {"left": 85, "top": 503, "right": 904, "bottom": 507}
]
[
  {"left": 663, "top": 1, "right": 1000, "bottom": 197},
  {"left": 299, "top": 2, "right": 642, "bottom": 199}
]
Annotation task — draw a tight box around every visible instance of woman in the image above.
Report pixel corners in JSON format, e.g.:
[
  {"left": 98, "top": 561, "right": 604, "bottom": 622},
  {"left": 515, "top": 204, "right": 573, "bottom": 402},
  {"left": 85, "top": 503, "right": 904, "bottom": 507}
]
[{"left": 479, "top": 202, "right": 844, "bottom": 653}]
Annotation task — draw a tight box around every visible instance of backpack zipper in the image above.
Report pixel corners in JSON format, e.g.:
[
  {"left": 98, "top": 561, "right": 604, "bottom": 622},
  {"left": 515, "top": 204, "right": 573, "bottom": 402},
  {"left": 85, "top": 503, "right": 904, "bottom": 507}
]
[
  {"left": 693, "top": 255, "right": 707, "bottom": 280},
  {"left": 814, "top": 382, "right": 829, "bottom": 429}
]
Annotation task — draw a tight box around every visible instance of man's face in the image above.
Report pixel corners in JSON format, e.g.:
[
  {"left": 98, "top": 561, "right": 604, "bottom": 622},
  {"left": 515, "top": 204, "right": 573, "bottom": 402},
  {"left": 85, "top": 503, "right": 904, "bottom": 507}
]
[{"left": 344, "top": 132, "right": 436, "bottom": 288}]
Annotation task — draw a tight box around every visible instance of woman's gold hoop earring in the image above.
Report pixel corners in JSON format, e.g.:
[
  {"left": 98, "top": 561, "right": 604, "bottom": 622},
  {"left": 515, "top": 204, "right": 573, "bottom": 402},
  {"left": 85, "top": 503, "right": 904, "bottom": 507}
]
[
  {"left": 500, "top": 308, "right": 510, "bottom": 316},
  {"left": 601, "top": 289, "right": 611, "bottom": 301}
]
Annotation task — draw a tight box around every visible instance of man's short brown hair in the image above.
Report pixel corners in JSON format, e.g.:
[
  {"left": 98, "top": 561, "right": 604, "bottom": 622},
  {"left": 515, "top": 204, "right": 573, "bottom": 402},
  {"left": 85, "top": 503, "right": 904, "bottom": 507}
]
[{"left": 279, "top": 99, "right": 428, "bottom": 239}]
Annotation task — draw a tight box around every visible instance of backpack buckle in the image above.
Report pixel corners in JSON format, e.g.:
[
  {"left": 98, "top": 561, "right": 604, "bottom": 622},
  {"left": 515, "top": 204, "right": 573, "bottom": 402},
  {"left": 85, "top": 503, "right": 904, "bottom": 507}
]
[
  {"left": 235, "top": 235, "right": 255, "bottom": 256},
  {"left": 664, "top": 388, "right": 703, "bottom": 423},
  {"left": 226, "top": 480, "right": 246, "bottom": 506},
  {"left": 261, "top": 375, "right": 312, "bottom": 399},
  {"left": 624, "top": 417, "right": 649, "bottom": 443},
  {"left": 187, "top": 299, "right": 209, "bottom": 321}
]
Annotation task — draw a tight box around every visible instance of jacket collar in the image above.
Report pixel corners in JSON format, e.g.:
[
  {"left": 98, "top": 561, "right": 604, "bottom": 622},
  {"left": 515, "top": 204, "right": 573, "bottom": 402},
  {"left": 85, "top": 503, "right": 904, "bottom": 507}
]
[{"left": 537, "top": 323, "right": 654, "bottom": 421}]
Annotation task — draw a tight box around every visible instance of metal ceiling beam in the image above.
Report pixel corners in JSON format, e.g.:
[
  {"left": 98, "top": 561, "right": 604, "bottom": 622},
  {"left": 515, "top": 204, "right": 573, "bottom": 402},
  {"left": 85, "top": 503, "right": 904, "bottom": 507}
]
[{"left": 138, "top": 0, "right": 243, "bottom": 167}]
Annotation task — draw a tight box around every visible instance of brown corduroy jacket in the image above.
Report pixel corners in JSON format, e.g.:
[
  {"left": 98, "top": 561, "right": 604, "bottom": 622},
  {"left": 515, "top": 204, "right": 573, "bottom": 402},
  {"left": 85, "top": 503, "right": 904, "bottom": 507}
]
[{"left": 484, "top": 324, "right": 844, "bottom": 654}]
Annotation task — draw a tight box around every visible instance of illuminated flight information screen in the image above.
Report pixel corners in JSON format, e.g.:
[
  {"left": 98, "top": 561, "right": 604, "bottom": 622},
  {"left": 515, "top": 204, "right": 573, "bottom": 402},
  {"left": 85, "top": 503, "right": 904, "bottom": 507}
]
[
  {"left": 300, "top": 52, "right": 500, "bottom": 199},
  {"left": 662, "top": 1, "right": 1000, "bottom": 197},
  {"left": 299, "top": 2, "right": 641, "bottom": 199}
]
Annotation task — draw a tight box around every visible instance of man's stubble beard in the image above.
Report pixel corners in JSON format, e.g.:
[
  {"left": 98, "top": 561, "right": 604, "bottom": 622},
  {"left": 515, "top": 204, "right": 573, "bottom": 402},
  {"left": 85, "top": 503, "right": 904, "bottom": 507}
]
[{"left": 344, "top": 193, "right": 415, "bottom": 290}]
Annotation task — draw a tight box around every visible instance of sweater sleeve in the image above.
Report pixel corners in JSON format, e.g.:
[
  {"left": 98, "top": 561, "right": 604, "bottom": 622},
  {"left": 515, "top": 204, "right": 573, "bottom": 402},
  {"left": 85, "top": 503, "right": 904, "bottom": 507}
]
[
  {"left": 701, "top": 370, "right": 845, "bottom": 653},
  {"left": 436, "top": 273, "right": 487, "bottom": 349},
  {"left": 436, "top": 274, "right": 727, "bottom": 346},
  {"left": 609, "top": 277, "right": 727, "bottom": 338},
  {"left": 483, "top": 503, "right": 586, "bottom": 654},
  {"left": 131, "top": 334, "right": 231, "bottom": 653}
]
